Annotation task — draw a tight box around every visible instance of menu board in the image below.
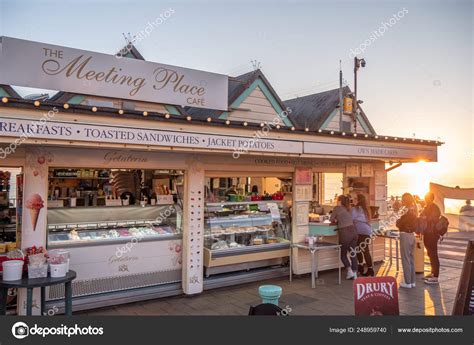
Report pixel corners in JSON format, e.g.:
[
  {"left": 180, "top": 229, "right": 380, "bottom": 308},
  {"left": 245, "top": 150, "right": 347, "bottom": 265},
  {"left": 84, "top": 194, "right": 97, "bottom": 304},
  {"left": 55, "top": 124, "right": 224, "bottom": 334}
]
[
  {"left": 452, "top": 241, "right": 474, "bottom": 315},
  {"left": 296, "top": 202, "right": 309, "bottom": 226},
  {"left": 346, "top": 163, "right": 360, "bottom": 177},
  {"left": 295, "top": 168, "right": 312, "bottom": 184},
  {"left": 374, "top": 170, "right": 387, "bottom": 185},
  {"left": 361, "top": 163, "right": 374, "bottom": 177},
  {"left": 295, "top": 185, "right": 312, "bottom": 201}
]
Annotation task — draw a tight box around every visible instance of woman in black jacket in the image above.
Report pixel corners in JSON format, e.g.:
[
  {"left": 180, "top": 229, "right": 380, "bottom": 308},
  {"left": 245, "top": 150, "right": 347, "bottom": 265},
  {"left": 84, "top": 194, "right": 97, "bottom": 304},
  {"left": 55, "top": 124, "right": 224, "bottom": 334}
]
[
  {"left": 396, "top": 193, "right": 418, "bottom": 289},
  {"left": 421, "top": 192, "right": 441, "bottom": 284}
]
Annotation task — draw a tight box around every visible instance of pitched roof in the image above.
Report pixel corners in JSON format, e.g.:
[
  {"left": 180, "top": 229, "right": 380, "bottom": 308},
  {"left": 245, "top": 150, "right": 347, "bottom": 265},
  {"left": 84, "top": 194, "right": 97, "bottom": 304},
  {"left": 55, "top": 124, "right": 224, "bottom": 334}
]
[
  {"left": 284, "top": 86, "right": 376, "bottom": 134},
  {"left": 0, "top": 84, "right": 21, "bottom": 98},
  {"left": 186, "top": 69, "right": 292, "bottom": 125}
]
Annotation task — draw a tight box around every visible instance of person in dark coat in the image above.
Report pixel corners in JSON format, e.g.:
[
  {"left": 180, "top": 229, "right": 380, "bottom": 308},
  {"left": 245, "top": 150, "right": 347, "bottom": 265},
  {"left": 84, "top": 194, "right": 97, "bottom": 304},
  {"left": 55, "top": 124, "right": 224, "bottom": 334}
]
[{"left": 420, "top": 192, "right": 441, "bottom": 284}]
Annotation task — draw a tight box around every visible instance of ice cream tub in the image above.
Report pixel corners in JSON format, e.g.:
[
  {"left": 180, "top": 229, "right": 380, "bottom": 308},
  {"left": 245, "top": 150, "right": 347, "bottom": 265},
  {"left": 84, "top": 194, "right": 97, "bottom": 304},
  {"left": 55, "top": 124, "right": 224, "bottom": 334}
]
[
  {"left": 50, "top": 263, "right": 67, "bottom": 278},
  {"left": 2, "top": 260, "right": 24, "bottom": 281}
]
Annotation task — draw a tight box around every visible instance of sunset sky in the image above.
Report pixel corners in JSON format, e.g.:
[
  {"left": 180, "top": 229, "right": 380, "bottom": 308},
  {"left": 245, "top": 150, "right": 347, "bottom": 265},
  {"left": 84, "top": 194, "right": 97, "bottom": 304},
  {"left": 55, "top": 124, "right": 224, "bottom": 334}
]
[{"left": 1, "top": 0, "right": 472, "bottom": 196}]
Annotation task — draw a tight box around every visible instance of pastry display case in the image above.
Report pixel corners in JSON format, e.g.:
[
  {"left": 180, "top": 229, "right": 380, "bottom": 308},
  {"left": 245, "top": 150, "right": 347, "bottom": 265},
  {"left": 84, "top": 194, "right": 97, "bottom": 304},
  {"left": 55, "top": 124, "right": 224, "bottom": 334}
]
[
  {"left": 47, "top": 204, "right": 182, "bottom": 248},
  {"left": 203, "top": 201, "right": 291, "bottom": 276}
]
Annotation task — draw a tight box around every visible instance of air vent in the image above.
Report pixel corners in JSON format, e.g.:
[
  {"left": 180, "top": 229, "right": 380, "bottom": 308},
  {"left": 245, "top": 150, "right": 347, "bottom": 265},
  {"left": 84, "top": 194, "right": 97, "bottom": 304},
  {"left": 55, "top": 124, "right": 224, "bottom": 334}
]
[{"left": 47, "top": 269, "right": 181, "bottom": 300}]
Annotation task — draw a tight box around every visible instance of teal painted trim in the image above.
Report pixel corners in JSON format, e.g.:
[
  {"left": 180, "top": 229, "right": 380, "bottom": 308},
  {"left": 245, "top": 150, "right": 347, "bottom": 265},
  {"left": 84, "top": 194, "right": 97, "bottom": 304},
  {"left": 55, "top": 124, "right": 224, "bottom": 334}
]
[
  {"left": 0, "top": 87, "right": 10, "bottom": 97},
  {"left": 218, "top": 111, "right": 229, "bottom": 120},
  {"left": 68, "top": 95, "right": 86, "bottom": 104},
  {"left": 320, "top": 109, "right": 339, "bottom": 130},
  {"left": 357, "top": 114, "right": 372, "bottom": 134},
  {"left": 164, "top": 105, "right": 181, "bottom": 116},
  {"left": 219, "top": 78, "right": 293, "bottom": 126}
]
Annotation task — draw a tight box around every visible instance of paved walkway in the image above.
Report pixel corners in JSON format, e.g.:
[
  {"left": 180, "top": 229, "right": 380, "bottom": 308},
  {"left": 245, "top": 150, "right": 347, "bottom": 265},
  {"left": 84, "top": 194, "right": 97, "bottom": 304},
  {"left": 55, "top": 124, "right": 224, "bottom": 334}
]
[{"left": 79, "top": 259, "right": 461, "bottom": 316}]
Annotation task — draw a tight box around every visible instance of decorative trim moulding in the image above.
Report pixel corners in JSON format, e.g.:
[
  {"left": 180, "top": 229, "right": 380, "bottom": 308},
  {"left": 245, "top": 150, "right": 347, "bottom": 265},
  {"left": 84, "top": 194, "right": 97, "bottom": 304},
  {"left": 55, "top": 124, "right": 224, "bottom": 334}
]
[{"left": 0, "top": 116, "right": 438, "bottom": 161}]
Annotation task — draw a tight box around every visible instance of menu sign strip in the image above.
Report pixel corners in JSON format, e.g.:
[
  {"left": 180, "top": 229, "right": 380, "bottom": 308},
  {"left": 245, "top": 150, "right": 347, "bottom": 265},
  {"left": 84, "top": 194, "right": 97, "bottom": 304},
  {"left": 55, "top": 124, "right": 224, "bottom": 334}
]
[
  {"left": 0, "top": 117, "right": 302, "bottom": 154},
  {"left": 304, "top": 141, "right": 437, "bottom": 160},
  {"left": 0, "top": 37, "right": 228, "bottom": 110}
]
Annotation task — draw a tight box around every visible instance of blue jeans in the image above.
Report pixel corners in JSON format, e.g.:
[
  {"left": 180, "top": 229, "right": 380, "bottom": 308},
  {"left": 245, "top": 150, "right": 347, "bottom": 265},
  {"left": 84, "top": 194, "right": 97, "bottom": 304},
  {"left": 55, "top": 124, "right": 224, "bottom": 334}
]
[{"left": 338, "top": 225, "right": 358, "bottom": 271}]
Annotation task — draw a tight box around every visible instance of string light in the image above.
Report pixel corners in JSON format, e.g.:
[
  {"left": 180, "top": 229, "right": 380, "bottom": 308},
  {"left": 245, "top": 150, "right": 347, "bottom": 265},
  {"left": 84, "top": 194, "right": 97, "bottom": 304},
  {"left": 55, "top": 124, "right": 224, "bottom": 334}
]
[
  {"left": 318, "top": 129, "right": 322, "bottom": 133},
  {"left": 364, "top": 134, "right": 368, "bottom": 138},
  {"left": 225, "top": 120, "right": 230, "bottom": 125},
  {"left": 92, "top": 106, "right": 97, "bottom": 112},
  {"left": 276, "top": 124, "right": 281, "bottom": 129},
  {"left": 342, "top": 132, "right": 346, "bottom": 136},
  {"left": 243, "top": 122, "right": 248, "bottom": 126},
  {"left": 353, "top": 133, "right": 357, "bottom": 137},
  {"left": 207, "top": 117, "right": 212, "bottom": 122},
  {"left": 118, "top": 109, "right": 124, "bottom": 115},
  {"left": 165, "top": 113, "right": 171, "bottom": 119},
  {"left": 291, "top": 126, "right": 295, "bottom": 131},
  {"left": 63, "top": 103, "right": 69, "bottom": 109},
  {"left": 186, "top": 116, "right": 192, "bottom": 121},
  {"left": 1, "top": 97, "right": 8, "bottom": 103},
  {"left": 375, "top": 135, "right": 379, "bottom": 139},
  {"left": 34, "top": 101, "right": 41, "bottom": 107},
  {"left": 143, "top": 111, "right": 148, "bottom": 116},
  {"left": 260, "top": 123, "right": 265, "bottom": 127},
  {"left": 305, "top": 128, "right": 309, "bottom": 132},
  {"left": 330, "top": 131, "right": 334, "bottom": 135}
]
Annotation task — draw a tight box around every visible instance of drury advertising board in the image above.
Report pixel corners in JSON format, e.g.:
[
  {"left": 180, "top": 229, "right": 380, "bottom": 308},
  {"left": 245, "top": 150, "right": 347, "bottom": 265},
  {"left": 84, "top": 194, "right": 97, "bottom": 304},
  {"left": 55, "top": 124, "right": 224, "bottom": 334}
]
[{"left": 0, "top": 37, "right": 228, "bottom": 110}]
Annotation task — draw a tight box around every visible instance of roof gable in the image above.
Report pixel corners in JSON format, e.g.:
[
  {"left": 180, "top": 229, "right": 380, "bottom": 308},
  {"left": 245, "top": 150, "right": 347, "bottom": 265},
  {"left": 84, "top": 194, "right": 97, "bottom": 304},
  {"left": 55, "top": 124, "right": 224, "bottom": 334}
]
[
  {"left": 284, "top": 86, "right": 376, "bottom": 134},
  {"left": 218, "top": 70, "right": 293, "bottom": 126}
]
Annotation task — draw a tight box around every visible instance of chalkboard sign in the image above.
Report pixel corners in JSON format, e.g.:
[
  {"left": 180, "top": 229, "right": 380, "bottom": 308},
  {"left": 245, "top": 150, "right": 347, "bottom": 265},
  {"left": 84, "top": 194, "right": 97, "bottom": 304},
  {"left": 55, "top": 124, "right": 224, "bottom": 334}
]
[{"left": 452, "top": 240, "right": 474, "bottom": 315}]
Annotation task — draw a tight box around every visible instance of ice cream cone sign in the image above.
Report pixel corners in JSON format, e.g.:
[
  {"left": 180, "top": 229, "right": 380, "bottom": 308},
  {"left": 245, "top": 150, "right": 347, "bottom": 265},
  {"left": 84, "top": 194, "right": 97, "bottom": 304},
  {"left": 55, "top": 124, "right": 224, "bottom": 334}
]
[{"left": 26, "top": 194, "right": 44, "bottom": 231}]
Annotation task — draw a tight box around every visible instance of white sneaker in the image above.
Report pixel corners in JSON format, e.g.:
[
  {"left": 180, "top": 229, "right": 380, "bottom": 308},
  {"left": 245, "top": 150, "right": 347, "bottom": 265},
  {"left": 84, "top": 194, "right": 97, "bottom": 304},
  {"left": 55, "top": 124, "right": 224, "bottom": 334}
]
[
  {"left": 399, "top": 282, "right": 412, "bottom": 289},
  {"left": 346, "top": 268, "right": 356, "bottom": 280},
  {"left": 411, "top": 283, "right": 416, "bottom": 288},
  {"left": 424, "top": 277, "right": 439, "bottom": 285}
]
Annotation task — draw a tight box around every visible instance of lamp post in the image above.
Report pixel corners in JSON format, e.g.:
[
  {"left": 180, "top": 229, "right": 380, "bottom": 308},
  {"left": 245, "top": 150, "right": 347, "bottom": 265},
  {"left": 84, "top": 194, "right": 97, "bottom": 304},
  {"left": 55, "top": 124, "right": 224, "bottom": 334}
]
[{"left": 353, "top": 57, "right": 366, "bottom": 132}]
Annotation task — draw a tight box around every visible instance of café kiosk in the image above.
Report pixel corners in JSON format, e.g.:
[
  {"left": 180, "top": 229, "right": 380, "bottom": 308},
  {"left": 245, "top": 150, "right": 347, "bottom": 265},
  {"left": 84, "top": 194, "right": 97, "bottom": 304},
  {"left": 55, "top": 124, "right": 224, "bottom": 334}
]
[{"left": 0, "top": 37, "right": 440, "bottom": 314}]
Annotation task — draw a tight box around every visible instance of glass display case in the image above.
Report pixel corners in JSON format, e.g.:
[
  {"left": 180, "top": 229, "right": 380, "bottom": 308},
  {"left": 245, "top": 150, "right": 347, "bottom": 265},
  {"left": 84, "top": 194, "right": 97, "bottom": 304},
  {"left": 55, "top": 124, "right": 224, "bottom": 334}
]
[
  {"left": 47, "top": 204, "right": 182, "bottom": 248},
  {"left": 204, "top": 201, "right": 291, "bottom": 255}
]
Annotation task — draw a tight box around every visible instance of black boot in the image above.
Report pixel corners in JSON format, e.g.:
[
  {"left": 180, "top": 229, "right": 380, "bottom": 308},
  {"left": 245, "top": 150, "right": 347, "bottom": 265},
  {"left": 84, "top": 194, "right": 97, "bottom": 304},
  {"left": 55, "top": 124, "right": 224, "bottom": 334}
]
[
  {"left": 358, "top": 265, "right": 365, "bottom": 275},
  {"left": 363, "top": 267, "right": 375, "bottom": 277}
]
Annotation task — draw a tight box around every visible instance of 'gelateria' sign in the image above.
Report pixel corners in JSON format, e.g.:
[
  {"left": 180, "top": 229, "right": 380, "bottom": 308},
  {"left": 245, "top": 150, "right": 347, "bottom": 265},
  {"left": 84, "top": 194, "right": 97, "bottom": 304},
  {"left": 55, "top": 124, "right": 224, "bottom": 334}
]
[{"left": 0, "top": 37, "right": 228, "bottom": 110}]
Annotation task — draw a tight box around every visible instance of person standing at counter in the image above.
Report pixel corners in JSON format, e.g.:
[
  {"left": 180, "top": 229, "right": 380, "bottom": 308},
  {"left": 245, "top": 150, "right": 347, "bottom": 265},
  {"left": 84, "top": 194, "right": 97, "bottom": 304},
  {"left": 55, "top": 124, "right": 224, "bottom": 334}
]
[
  {"left": 396, "top": 193, "right": 418, "bottom": 288},
  {"left": 421, "top": 192, "right": 441, "bottom": 285},
  {"left": 330, "top": 195, "right": 358, "bottom": 279},
  {"left": 352, "top": 194, "right": 374, "bottom": 277}
]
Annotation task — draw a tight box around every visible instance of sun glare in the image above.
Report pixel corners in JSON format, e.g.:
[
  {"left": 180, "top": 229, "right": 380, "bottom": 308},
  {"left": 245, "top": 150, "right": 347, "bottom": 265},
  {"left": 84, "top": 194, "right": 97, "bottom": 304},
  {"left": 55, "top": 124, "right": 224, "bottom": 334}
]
[{"left": 405, "top": 160, "right": 430, "bottom": 197}]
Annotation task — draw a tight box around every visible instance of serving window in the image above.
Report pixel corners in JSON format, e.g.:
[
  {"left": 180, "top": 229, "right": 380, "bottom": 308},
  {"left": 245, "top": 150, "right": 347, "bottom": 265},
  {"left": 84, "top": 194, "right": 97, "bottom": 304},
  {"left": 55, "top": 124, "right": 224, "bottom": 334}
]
[{"left": 47, "top": 168, "right": 184, "bottom": 248}]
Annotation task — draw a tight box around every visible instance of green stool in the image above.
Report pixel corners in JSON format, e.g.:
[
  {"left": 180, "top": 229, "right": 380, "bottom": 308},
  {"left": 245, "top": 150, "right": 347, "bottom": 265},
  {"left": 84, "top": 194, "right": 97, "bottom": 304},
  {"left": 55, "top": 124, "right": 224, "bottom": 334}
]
[{"left": 258, "top": 285, "right": 282, "bottom": 305}]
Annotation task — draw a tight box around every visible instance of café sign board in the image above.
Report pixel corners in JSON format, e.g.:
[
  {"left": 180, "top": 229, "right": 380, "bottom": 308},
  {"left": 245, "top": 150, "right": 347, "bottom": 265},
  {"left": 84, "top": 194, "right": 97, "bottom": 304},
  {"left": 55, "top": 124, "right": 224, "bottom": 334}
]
[{"left": 0, "top": 37, "right": 228, "bottom": 110}]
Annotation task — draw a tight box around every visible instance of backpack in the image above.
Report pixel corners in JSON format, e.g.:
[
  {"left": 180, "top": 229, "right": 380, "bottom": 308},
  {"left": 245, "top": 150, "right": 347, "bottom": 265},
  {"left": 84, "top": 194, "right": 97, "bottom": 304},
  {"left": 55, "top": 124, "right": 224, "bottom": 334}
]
[
  {"left": 416, "top": 216, "right": 428, "bottom": 234},
  {"left": 435, "top": 215, "right": 449, "bottom": 236}
]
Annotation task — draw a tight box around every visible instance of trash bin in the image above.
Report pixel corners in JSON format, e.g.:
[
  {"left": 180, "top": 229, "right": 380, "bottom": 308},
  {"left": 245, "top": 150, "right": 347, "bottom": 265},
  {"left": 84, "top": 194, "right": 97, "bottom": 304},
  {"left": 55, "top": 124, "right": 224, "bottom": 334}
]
[{"left": 414, "top": 236, "right": 425, "bottom": 273}]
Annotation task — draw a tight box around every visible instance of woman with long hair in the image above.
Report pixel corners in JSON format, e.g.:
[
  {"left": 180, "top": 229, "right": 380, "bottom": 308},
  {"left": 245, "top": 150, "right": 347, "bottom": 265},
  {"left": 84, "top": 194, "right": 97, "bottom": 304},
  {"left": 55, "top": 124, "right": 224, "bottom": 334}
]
[
  {"left": 352, "top": 194, "right": 374, "bottom": 276},
  {"left": 396, "top": 193, "right": 419, "bottom": 288},
  {"left": 330, "top": 195, "right": 359, "bottom": 279}
]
